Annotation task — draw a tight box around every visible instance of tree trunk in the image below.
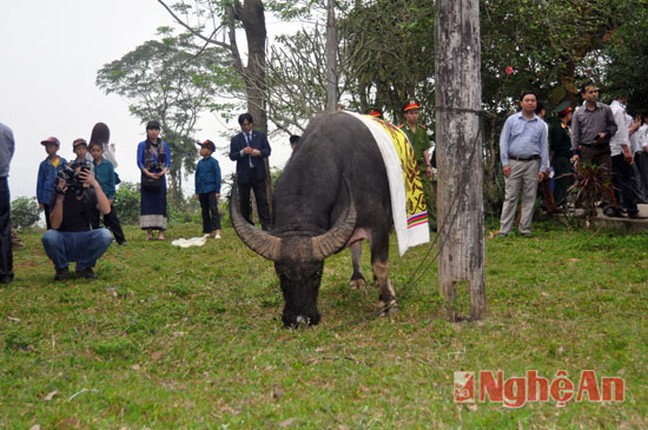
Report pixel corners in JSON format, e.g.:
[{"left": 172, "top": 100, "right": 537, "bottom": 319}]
[
  {"left": 435, "top": 0, "right": 486, "bottom": 321},
  {"left": 237, "top": 0, "right": 272, "bottom": 217},
  {"left": 325, "top": 0, "right": 338, "bottom": 111}
]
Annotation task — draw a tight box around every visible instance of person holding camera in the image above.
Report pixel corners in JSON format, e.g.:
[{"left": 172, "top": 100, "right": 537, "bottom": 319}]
[{"left": 41, "top": 163, "right": 113, "bottom": 281}]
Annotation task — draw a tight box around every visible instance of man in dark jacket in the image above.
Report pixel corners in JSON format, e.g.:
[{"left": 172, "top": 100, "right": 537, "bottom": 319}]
[
  {"left": 229, "top": 112, "right": 272, "bottom": 230},
  {"left": 549, "top": 102, "right": 574, "bottom": 209}
]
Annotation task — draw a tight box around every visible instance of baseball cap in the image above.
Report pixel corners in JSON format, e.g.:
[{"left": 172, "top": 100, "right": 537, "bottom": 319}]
[
  {"left": 41, "top": 136, "right": 60, "bottom": 147},
  {"left": 72, "top": 138, "right": 88, "bottom": 149},
  {"left": 197, "top": 139, "right": 215, "bottom": 152}
]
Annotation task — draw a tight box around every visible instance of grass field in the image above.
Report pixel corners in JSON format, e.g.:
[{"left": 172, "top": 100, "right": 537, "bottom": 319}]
[{"left": 1, "top": 222, "right": 646, "bottom": 428}]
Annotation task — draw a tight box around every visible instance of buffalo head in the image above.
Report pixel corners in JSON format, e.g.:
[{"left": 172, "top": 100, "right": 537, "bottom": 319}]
[{"left": 231, "top": 180, "right": 356, "bottom": 328}]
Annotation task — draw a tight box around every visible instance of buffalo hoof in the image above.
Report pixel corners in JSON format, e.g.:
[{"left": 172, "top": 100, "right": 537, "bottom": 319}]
[
  {"left": 349, "top": 278, "right": 366, "bottom": 290},
  {"left": 283, "top": 313, "right": 320, "bottom": 328},
  {"left": 286, "top": 316, "right": 312, "bottom": 329},
  {"left": 378, "top": 300, "right": 399, "bottom": 317}
]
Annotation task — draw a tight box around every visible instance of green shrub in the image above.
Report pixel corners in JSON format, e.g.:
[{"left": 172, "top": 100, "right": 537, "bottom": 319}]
[
  {"left": 113, "top": 182, "right": 141, "bottom": 225},
  {"left": 10, "top": 196, "right": 41, "bottom": 229}
]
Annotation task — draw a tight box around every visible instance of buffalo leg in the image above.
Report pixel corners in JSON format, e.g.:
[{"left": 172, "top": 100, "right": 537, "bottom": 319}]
[
  {"left": 370, "top": 233, "right": 397, "bottom": 315},
  {"left": 372, "top": 260, "right": 397, "bottom": 315},
  {"left": 349, "top": 240, "right": 366, "bottom": 289}
]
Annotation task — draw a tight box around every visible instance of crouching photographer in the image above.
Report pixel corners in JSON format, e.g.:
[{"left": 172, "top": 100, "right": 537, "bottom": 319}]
[{"left": 41, "top": 162, "right": 113, "bottom": 281}]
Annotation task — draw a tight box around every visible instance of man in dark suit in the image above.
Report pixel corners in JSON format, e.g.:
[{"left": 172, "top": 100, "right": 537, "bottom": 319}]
[{"left": 229, "top": 112, "right": 272, "bottom": 230}]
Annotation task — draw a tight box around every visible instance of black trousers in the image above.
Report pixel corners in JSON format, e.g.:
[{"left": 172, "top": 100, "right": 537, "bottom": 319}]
[
  {"left": 238, "top": 169, "right": 271, "bottom": 230},
  {"left": 637, "top": 151, "right": 648, "bottom": 201},
  {"left": 91, "top": 204, "right": 126, "bottom": 244},
  {"left": 0, "top": 177, "right": 13, "bottom": 283},
  {"left": 43, "top": 203, "right": 52, "bottom": 230},
  {"left": 199, "top": 192, "right": 221, "bottom": 234},
  {"left": 611, "top": 154, "right": 639, "bottom": 215}
]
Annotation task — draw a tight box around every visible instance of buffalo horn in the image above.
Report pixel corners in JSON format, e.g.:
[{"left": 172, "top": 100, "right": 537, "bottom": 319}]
[
  {"left": 230, "top": 179, "right": 281, "bottom": 260},
  {"left": 311, "top": 178, "right": 357, "bottom": 260}
]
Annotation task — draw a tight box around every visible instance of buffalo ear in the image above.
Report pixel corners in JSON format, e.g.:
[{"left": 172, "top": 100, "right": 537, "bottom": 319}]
[
  {"left": 311, "top": 177, "right": 356, "bottom": 260},
  {"left": 230, "top": 178, "right": 281, "bottom": 260}
]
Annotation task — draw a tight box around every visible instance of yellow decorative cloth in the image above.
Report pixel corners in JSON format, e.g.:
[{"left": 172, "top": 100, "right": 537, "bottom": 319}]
[{"left": 345, "top": 112, "right": 429, "bottom": 255}]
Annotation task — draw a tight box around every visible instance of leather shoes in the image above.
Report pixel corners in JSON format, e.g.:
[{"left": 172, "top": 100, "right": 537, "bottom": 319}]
[
  {"left": 54, "top": 267, "right": 70, "bottom": 281},
  {"left": 76, "top": 267, "right": 98, "bottom": 280},
  {"left": 603, "top": 208, "right": 622, "bottom": 218}
]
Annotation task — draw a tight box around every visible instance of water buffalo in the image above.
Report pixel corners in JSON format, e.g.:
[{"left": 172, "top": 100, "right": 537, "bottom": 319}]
[{"left": 231, "top": 111, "right": 398, "bottom": 327}]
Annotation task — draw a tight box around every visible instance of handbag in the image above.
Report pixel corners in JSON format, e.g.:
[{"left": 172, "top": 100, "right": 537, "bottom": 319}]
[{"left": 141, "top": 174, "right": 162, "bottom": 191}]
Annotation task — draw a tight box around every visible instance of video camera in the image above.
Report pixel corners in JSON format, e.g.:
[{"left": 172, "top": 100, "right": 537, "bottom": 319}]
[{"left": 56, "top": 163, "right": 90, "bottom": 196}]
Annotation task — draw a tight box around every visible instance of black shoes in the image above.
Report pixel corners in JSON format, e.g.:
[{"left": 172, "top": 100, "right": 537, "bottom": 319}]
[
  {"left": 54, "top": 267, "right": 98, "bottom": 281},
  {"left": 603, "top": 207, "right": 622, "bottom": 218},
  {"left": 54, "top": 267, "right": 70, "bottom": 281},
  {"left": 76, "top": 267, "right": 98, "bottom": 280}
]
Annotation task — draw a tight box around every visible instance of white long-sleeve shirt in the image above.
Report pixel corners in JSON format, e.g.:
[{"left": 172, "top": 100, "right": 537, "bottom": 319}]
[{"left": 609, "top": 100, "right": 631, "bottom": 157}]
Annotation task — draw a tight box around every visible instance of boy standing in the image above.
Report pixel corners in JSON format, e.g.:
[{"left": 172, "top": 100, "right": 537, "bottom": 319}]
[
  {"left": 89, "top": 142, "right": 127, "bottom": 245},
  {"left": 37, "top": 137, "right": 67, "bottom": 229},
  {"left": 71, "top": 138, "right": 94, "bottom": 173},
  {"left": 195, "top": 140, "right": 222, "bottom": 239}
]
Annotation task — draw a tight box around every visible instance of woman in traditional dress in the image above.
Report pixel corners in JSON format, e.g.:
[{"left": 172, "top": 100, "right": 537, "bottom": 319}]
[{"left": 137, "top": 121, "right": 171, "bottom": 240}]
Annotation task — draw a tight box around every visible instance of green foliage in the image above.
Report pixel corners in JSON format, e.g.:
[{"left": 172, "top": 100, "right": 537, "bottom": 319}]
[
  {"left": 1, "top": 225, "right": 646, "bottom": 427},
  {"left": 113, "top": 182, "right": 141, "bottom": 225},
  {"left": 168, "top": 192, "right": 201, "bottom": 224},
  {"left": 603, "top": 0, "right": 648, "bottom": 112},
  {"left": 10, "top": 196, "right": 41, "bottom": 229},
  {"left": 114, "top": 181, "right": 204, "bottom": 225},
  {"left": 339, "top": 0, "right": 436, "bottom": 123},
  {"left": 96, "top": 34, "right": 231, "bottom": 207}
]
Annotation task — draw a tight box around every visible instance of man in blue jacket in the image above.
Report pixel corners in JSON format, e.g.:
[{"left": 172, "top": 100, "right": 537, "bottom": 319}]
[{"left": 229, "top": 112, "right": 272, "bottom": 230}]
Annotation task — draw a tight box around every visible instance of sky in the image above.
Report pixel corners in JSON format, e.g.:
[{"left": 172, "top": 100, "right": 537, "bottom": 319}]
[{"left": 0, "top": 0, "right": 293, "bottom": 200}]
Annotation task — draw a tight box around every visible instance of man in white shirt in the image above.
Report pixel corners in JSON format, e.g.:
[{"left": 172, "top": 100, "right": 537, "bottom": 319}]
[
  {"left": 609, "top": 97, "right": 645, "bottom": 218},
  {"left": 635, "top": 113, "right": 648, "bottom": 203}
]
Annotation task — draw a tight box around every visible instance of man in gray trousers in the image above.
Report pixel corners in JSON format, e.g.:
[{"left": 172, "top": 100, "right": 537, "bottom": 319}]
[{"left": 498, "top": 90, "right": 549, "bottom": 237}]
